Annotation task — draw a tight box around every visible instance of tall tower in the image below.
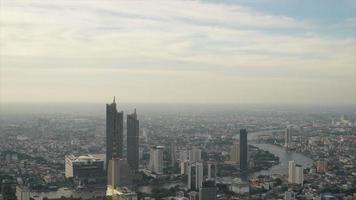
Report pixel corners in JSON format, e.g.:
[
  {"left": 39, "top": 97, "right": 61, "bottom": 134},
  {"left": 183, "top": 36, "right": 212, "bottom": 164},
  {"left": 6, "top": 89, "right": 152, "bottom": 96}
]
[
  {"left": 239, "top": 129, "right": 248, "bottom": 171},
  {"left": 285, "top": 126, "right": 293, "bottom": 149},
  {"left": 127, "top": 109, "right": 139, "bottom": 172},
  {"left": 187, "top": 162, "right": 203, "bottom": 190},
  {"left": 106, "top": 97, "right": 124, "bottom": 170}
]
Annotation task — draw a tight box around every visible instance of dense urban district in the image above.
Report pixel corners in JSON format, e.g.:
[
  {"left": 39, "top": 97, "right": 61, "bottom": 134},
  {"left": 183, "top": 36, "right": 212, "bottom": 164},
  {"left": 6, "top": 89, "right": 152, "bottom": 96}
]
[{"left": 0, "top": 103, "right": 355, "bottom": 200}]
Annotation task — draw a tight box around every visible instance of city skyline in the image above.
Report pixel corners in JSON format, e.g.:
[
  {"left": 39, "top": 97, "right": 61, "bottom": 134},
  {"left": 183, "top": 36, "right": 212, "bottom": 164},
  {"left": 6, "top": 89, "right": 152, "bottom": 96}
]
[{"left": 1, "top": 0, "right": 355, "bottom": 104}]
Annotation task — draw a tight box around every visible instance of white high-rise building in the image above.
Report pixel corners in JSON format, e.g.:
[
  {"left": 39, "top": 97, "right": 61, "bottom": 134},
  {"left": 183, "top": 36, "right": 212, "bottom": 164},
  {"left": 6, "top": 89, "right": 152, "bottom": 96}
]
[
  {"left": 285, "top": 126, "right": 293, "bottom": 149},
  {"left": 189, "top": 147, "right": 202, "bottom": 163},
  {"left": 195, "top": 162, "right": 204, "bottom": 189},
  {"left": 295, "top": 165, "right": 304, "bottom": 185},
  {"left": 288, "top": 160, "right": 303, "bottom": 185},
  {"left": 288, "top": 161, "right": 296, "bottom": 183},
  {"left": 148, "top": 146, "right": 164, "bottom": 174}
]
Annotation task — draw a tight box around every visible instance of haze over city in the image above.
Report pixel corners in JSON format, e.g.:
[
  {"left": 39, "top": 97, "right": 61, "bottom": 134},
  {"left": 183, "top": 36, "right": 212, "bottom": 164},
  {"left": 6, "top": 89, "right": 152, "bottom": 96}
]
[
  {"left": 1, "top": 0, "right": 355, "bottom": 104},
  {"left": 1, "top": 1, "right": 356, "bottom": 200}
]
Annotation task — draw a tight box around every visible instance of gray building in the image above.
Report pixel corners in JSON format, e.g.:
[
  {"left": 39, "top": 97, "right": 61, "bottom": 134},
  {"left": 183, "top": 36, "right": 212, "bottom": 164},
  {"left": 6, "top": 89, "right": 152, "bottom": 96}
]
[
  {"left": 239, "top": 129, "right": 248, "bottom": 171},
  {"left": 199, "top": 181, "right": 217, "bottom": 200},
  {"left": 106, "top": 97, "right": 123, "bottom": 169},
  {"left": 127, "top": 109, "right": 139, "bottom": 172}
]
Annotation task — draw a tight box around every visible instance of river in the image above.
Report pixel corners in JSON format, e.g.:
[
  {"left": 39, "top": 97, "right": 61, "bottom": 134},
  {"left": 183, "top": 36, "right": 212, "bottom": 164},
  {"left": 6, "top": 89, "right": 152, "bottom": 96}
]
[{"left": 249, "top": 130, "right": 314, "bottom": 177}]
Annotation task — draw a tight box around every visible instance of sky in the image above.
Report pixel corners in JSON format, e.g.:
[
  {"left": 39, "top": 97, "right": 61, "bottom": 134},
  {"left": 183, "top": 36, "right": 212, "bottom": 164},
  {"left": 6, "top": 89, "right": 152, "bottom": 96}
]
[{"left": 0, "top": 0, "right": 355, "bottom": 105}]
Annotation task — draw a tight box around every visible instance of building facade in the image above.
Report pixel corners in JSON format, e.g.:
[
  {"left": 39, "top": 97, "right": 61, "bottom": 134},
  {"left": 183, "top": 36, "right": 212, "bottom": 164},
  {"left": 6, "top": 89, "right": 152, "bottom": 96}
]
[
  {"left": 65, "top": 154, "right": 105, "bottom": 185},
  {"left": 239, "top": 129, "right": 248, "bottom": 171},
  {"left": 127, "top": 109, "right": 139, "bottom": 172},
  {"left": 106, "top": 97, "right": 124, "bottom": 170},
  {"left": 148, "top": 146, "right": 164, "bottom": 174}
]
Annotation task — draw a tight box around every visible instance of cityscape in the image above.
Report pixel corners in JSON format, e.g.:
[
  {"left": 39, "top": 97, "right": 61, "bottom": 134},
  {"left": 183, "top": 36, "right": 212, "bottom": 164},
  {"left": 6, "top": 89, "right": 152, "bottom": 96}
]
[
  {"left": 1, "top": 0, "right": 356, "bottom": 200},
  {"left": 0, "top": 102, "right": 355, "bottom": 199}
]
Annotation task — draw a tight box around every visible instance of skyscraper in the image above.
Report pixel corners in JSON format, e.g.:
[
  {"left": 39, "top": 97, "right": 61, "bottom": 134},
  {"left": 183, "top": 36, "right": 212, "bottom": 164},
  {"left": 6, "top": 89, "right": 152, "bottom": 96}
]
[
  {"left": 288, "top": 160, "right": 303, "bottom": 185},
  {"left": 127, "top": 109, "right": 139, "bottom": 172},
  {"left": 188, "top": 162, "right": 203, "bottom": 190},
  {"left": 285, "top": 126, "right": 293, "bottom": 149},
  {"left": 107, "top": 158, "right": 133, "bottom": 189},
  {"left": 239, "top": 129, "right": 248, "bottom": 171},
  {"left": 106, "top": 97, "right": 124, "bottom": 169},
  {"left": 170, "top": 142, "right": 176, "bottom": 167},
  {"left": 148, "top": 146, "right": 164, "bottom": 174}
]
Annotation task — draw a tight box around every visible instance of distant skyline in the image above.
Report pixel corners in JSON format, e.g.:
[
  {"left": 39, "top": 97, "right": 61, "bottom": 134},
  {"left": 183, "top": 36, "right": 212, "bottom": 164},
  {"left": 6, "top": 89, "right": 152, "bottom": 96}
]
[{"left": 0, "top": 0, "right": 355, "bottom": 104}]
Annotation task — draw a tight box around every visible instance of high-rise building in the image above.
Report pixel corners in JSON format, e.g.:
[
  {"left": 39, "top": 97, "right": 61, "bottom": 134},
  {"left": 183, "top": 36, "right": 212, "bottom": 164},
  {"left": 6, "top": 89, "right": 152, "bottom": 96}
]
[
  {"left": 148, "top": 146, "right": 164, "bottom": 174},
  {"left": 288, "top": 161, "right": 303, "bottom": 185},
  {"left": 207, "top": 162, "right": 217, "bottom": 180},
  {"left": 188, "top": 162, "right": 203, "bottom": 190},
  {"left": 180, "top": 160, "right": 190, "bottom": 175},
  {"left": 199, "top": 181, "right": 217, "bottom": 200},
  {"left": 189, "top": 147, "right": 202, "bottom": 163},
  {"left": 106, "top": 97, "right": 124, "bottom": 170},
  {"left": 230, "top": 143, "right": 240, "bottom": 164},
  {"left": 170, "top": 142, "right": 177, "bottom": 167},
  {"left": 127, "top": 109, "right": 139, "bottom": 172},
  {"left": 295, "top": 165, "right": 304, "bottom": 185},
  {"left": 239, "top": 129, "right": 248, "bottom": 171},
  {"left": 107, "top": 158, "right": 133, "bottom": 189},
  {"left": 285, "top": 126, "right": 293, "bottom": 149}
]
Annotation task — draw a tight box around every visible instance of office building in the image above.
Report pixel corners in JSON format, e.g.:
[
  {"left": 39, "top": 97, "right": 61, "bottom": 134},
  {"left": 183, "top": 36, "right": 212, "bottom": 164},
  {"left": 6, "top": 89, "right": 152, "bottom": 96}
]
[
  {"left": 199, "top": 181, "right": 217, "bottom": 200},
  {"left": 188, "top": 162, "right": 203, "bottom": 190},
  {"left": 65, "top": 154, "right": 105, "bottom": 185},
  {"left": 288, "top": 161, "right": 303, "bottom": 185},
  {"left": 189, "top": 147, "right": 202, "bottom": 163},
  {"left": 106, "top": 97, "right": 124, "bottom": 169},
  {"left": 148, "top": 146, "right": 164, "bottom": 174},
  {"left": 239, "top": 129, "right": 248, "bottom": 171},
  {"left": 285, "top": 126, "right": 293, "bottom": 149},
  {"left": 230, "top": 143, "right": 240, "bottom": 164},
  {"left": 127, "top": 109, "right": 139, "bottom": 172},
  {"left": 170, "top": 142, "right": 177, "bottom": 167},
  {"left": 107, "top": 158, "right": 133, "bottom": 189}
]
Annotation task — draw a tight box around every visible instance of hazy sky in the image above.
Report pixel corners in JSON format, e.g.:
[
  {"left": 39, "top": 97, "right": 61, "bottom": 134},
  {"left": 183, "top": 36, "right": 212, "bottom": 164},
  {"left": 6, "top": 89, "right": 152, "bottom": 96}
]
[{"left": 0, "top": 0, "right": 355, "bottom": 104}]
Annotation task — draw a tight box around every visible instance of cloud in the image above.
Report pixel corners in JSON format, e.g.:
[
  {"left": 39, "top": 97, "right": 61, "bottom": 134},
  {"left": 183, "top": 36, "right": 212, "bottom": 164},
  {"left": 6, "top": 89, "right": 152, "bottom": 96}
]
[{"left": 0, "top": 0, "right": 355, "bottom": 104}]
